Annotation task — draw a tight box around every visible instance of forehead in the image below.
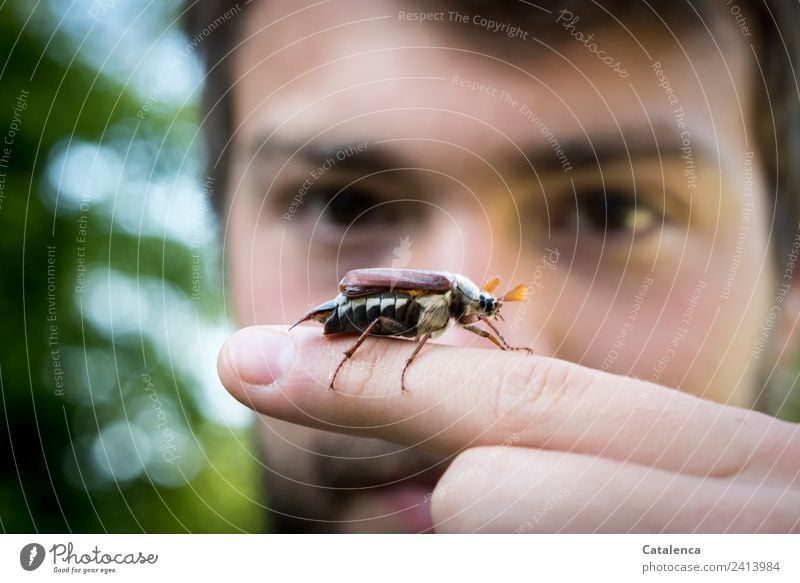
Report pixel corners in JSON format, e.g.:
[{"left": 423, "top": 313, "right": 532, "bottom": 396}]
[{"left": 231, "top": 0, "right": 750, "bottom": 165}]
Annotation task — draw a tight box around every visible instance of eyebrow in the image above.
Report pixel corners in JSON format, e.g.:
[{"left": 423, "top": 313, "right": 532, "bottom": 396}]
[
  {"left": 522, "top": 124, "right": 715, "bottom": 174},
  {"left": 251, "top": 139, "right": 405, "bottom": 177},
  {"left": 250, "top": 122, "right": 715, "bottom": 178}
]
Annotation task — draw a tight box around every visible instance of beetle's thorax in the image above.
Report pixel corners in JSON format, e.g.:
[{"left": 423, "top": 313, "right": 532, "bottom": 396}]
[{"left": 450, "top": 273, "right": 481, "bottom": 301}]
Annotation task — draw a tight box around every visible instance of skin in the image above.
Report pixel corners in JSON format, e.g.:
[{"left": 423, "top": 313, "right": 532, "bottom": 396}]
[{"left": 217, "top": 0, "right": 800, "bottom": 531}]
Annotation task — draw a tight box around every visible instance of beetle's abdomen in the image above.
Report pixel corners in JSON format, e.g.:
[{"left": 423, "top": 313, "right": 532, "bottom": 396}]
[{"left": 324, "top": 291, "right": 421, "bottom": 337}]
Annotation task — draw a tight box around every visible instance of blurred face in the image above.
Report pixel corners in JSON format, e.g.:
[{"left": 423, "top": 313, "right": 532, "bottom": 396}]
[{"left": 224, "top": 0, "right": 777, "bottom": 531}]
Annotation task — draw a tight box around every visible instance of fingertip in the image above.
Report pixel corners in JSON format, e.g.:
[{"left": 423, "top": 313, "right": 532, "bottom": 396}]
[
  {"left": 217, "top": 328, "right": 258, "bottom": 408},
  {"left": 217, "top": 326, "right": 298, "bottom": 406},
  {"left": 216, "top": 336, "right": 237, "bottom": 393}
]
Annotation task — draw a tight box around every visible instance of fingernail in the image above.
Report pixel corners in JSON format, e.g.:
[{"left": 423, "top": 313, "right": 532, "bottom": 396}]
[{"left": 225, "top": 327, "right": 294, "bottom": 386}]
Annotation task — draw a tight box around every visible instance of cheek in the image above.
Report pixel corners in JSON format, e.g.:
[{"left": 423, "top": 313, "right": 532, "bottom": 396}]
[
  {"left": 552, "top": 269, "right": 668, "bottom": 374},
  {"left": 555, "top": 273, "right": 710, "bottom": 391},
  {"left": 558, "top": 228, "right": 774, "bottom": 404},
  {"left": 228, "top": 203, "right": 365, "bottom": 326},
  {"left": 227, "top": 200, "right": 309, "bottom": 326}
]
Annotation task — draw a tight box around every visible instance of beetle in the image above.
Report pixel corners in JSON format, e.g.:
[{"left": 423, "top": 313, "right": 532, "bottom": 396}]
[{"left": 290, "top": 268, "right": 532, "bottom": 391}]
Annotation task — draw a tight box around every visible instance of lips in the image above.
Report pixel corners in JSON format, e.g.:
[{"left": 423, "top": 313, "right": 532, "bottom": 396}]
[
  {"left": 315, "top": 436, "right": 446, "bottom": 489},
  {"left": 257, "top": 423, "right": 448, "bottom": 532},
  {"left": 265, "top": 454, "right": 447, "bottom": 532},
  {"left": 374, "top": 483, "right": 436, "bottom": 532},
  {"left": 331, "top": 466, "right": 445, "bottom": 533}
]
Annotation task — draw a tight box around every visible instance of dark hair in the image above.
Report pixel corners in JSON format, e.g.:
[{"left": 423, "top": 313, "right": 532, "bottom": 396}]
[{"left": 184, "top": 0, "right": 800, "bottom": 263}]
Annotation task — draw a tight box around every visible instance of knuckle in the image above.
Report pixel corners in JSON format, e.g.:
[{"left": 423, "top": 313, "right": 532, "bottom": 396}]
[{"left": 491, "top": 358, "right": 588, "bottom": 435}]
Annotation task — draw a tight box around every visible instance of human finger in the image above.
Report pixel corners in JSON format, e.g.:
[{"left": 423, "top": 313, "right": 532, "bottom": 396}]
[
  {"left": 217, "top": 325, "right": 799, "bottom": 478},
  {"left": 430, "top": 446, "right": 800, "bottom": 533}
]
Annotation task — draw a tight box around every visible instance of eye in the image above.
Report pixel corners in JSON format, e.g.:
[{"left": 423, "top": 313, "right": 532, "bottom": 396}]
[
  {"left": 306, "top": 186, "right": 404, "bottom": 229},
  {"left": 557, "top": 188, "right": 660, "bottom": 236}
]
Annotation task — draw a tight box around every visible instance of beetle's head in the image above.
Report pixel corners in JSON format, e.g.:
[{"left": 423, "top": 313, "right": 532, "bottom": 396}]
[
  {"left": 478, "top": 277, "right": 529, "bottom": 319},
  {"left": 478, "top": 292, "right": 501, "bottom": 317},
  {"left": 452, "top": 274, "right": 529, "bottom": 319}
]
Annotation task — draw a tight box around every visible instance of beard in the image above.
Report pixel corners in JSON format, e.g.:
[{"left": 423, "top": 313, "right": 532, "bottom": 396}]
[{"left": 255, "top": 417, "right": 447, "bottom": 533}]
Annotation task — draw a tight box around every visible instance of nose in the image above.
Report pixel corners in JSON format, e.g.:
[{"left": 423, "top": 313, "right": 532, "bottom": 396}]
[{"left": 409, "top": 215, "right": 557, "bottom": 356}]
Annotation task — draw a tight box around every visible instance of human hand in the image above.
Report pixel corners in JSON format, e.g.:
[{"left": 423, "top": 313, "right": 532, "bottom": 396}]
[{"left": 218, "top": 326, "right": 800, "bottom": 532}]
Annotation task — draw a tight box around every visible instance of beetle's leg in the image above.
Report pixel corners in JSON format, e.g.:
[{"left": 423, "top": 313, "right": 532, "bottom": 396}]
[
  {"left": 478, "top": 315, "right": 534, "bottom": 354},
  {"left": 462, "top": 324, "right": 506, "bottom": 350},
  {"left": 458, "top": 313, "right": 480, "bottom": 325},
  {"left": 330, "top": 316, "right": 387, "bottom": 391},
  {"left": 401, "top": 332, "right": 432, "bottom": 392}
]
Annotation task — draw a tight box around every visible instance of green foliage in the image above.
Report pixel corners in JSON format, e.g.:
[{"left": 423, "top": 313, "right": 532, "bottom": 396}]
[{"left": 0, "top": 3, "right": 261, "bottom": 533}]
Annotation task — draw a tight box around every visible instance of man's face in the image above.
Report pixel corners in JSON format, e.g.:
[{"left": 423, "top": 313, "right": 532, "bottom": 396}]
[{"left": 224, "top": 0, "right": 775, "bottom": 531}]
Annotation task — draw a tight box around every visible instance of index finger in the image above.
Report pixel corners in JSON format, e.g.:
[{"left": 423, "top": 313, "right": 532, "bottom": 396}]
[{"left": 218, "top": 325, "right": 798, "bottom": 479}]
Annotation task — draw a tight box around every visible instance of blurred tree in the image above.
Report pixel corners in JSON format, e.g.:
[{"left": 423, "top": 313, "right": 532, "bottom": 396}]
[{"left": 0, "top": 2, "right": 261, "bottom": 532}]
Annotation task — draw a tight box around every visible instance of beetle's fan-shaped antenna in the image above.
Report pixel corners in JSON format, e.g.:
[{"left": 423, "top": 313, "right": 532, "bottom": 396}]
[
  {"left": 501, "top": 283, "right": 528, "bottom": 302},
  {"left": 482, "top": 276, "right": 501, "bottom": 293}
]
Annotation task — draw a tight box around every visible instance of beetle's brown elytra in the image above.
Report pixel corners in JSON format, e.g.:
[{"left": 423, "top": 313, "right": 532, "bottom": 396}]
[{"left": 290, "top": 268, "right": 533, "bottom": 391}]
